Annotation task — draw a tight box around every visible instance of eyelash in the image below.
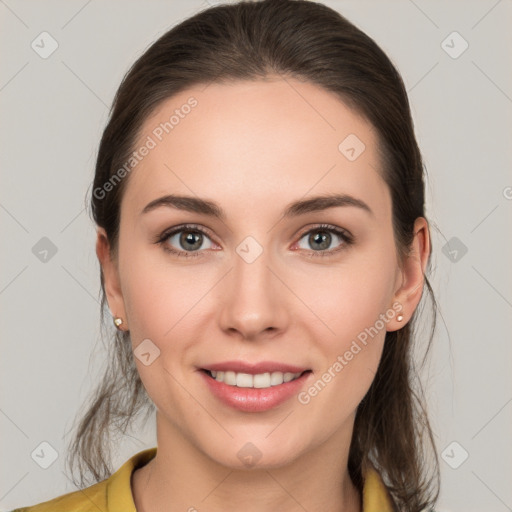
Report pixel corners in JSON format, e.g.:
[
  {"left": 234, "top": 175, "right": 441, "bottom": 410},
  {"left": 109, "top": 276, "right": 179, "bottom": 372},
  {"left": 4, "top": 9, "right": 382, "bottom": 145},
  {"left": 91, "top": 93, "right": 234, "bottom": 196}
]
[{"left": 155, "top": 223, "right": 354, "bottom": 259}]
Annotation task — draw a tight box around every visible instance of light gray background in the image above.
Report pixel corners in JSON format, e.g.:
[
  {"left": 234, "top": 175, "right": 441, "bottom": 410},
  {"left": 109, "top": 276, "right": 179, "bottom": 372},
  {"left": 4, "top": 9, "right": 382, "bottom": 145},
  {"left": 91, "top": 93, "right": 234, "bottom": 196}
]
[{"left": 1, "top": 1, "right": 511, "bottom": 511}]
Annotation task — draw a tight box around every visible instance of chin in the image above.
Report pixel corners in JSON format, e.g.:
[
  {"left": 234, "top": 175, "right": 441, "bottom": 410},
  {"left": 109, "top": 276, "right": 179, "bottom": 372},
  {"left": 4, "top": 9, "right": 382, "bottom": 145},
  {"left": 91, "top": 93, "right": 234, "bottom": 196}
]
[{"left": 201, "top": 434, "right": 306, "bottom": 471}]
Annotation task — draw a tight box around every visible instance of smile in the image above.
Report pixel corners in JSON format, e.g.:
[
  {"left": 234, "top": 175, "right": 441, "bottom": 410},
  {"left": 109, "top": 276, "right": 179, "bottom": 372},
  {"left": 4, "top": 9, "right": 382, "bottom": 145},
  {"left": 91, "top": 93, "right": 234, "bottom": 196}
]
[{"left": 199, "top": 367, "right": 313, "bottom": 412}]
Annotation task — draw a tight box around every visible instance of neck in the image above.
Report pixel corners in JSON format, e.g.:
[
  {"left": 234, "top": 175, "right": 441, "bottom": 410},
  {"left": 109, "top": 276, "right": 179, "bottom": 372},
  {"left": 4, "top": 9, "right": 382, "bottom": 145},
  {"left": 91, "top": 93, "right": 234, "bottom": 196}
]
[{"left": 132, "top": 413, "right": 362, "bottom": 512}]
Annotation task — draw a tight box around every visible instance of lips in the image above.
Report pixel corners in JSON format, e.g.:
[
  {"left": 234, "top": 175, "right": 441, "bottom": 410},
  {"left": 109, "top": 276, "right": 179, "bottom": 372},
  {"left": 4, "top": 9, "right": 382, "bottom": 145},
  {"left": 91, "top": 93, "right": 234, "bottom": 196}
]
[
  {"left": 201, "top": 360, "right": 309, "bottom": 374},
  {"left": 198, "top": 360, "right": 313, "bottom": 412}
]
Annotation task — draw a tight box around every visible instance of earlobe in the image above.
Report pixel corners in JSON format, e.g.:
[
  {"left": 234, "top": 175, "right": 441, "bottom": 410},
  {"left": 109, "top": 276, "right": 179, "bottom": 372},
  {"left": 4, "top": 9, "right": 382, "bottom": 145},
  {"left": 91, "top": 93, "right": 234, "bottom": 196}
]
[
  {"left": 388, "top": 217, "right": 430, "bottom": 331},
  {"left": 95, "top": 227, "right": 128, "bottom": 330}
]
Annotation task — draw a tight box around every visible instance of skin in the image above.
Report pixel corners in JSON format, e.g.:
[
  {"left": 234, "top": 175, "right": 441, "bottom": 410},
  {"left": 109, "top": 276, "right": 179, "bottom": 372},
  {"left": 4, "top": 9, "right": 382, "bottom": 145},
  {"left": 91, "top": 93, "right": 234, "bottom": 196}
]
[{"left": 96, "top": 76, "right": 430, "bottom": 512}]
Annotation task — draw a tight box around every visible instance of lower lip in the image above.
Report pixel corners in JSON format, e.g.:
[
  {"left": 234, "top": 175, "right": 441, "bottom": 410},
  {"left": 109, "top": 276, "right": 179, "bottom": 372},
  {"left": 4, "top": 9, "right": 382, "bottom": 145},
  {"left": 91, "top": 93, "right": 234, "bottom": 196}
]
[{"left": 199, "top": 370, "right": 311, "bottom": 412}]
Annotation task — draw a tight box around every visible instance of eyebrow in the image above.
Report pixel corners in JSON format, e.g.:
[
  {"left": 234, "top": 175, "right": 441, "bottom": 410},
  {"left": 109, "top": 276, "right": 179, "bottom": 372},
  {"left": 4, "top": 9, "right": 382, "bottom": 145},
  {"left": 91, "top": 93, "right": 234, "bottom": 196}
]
[{"left": 140, "top": 193, "right": 374, "bottom": 219}]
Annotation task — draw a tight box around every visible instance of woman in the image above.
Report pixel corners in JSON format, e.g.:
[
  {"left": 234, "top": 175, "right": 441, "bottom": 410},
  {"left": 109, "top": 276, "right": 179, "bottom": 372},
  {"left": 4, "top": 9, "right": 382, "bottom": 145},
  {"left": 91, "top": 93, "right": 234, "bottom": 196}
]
[{"left": 12, "top": 0, "right": 440, "bottom": 510}]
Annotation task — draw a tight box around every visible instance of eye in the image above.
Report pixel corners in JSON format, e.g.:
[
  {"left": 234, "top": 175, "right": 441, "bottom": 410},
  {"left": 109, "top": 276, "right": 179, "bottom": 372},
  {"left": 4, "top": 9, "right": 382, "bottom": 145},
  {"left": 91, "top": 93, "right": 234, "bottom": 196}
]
[
  {"left": 294, "top": 224, "right": 354, "bottom": 257},
  {"left": 155, "top": 224, "right": 215, "bottom": 258},
  {"left": 155, "top": 223, "right": 354, "bottom": 259}
]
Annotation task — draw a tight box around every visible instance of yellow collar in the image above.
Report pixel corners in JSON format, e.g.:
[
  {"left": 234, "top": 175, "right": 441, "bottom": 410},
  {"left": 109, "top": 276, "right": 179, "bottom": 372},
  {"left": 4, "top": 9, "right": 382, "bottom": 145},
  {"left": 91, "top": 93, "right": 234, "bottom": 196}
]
[{"left": 14, "top": 447, "right": 395, "bottom": 511}]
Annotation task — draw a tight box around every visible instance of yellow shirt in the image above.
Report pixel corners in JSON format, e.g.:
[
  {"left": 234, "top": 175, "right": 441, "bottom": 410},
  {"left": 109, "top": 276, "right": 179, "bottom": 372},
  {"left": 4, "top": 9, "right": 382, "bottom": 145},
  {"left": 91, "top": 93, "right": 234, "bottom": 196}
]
[{"left": 11, "top": 447, "right": 396, "bottom": 511}]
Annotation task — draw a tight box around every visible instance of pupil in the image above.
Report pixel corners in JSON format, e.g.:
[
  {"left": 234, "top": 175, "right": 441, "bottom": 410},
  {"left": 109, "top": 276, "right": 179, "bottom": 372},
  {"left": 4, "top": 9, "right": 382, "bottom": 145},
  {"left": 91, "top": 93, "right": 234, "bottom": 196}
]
[
  {"left": 311, "top": 231, "right": 330, "bottom": 250},
  {"left": 181, "top": 231, "right": 202, "bottom": 250}
]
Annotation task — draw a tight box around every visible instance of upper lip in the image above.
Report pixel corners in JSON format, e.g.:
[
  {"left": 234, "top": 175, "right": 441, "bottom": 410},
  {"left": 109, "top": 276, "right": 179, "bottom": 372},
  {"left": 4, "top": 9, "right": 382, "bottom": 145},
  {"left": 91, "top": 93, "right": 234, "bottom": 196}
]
[{"left": 201, "top": 360, "right": 310, "bottom": 374}]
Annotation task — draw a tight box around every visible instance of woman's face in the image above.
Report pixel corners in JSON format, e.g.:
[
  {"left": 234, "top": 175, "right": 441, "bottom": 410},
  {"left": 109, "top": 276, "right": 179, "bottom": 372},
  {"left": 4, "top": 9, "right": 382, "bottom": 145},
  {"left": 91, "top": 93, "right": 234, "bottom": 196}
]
[{"left": 100, "top": 77, "right": 412, "bottom": 468}]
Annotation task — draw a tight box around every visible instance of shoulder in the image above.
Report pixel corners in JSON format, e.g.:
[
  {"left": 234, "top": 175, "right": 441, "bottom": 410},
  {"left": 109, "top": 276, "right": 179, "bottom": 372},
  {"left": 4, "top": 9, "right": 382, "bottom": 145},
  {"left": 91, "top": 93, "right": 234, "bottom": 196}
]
[
  {"left": 9, "top": 447, "right": 157, "bottom": 512},
  {"left": 8, "top": 479, "right": 108, "bottom": 512}
]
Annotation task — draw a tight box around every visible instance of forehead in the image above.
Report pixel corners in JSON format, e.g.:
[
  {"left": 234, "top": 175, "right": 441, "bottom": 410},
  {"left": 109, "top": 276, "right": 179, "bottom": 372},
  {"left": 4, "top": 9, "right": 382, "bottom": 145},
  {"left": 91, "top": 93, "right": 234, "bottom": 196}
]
[{"left": 122, "top": 77, "right": 390, "bottom": 222}]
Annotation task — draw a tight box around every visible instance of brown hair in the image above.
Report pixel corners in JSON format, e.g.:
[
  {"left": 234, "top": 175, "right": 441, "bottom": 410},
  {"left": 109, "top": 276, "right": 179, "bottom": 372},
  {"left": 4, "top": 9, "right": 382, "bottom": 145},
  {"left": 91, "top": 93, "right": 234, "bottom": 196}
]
[{"left": 68, "top": 1, "right": 441, "bottom": 510}]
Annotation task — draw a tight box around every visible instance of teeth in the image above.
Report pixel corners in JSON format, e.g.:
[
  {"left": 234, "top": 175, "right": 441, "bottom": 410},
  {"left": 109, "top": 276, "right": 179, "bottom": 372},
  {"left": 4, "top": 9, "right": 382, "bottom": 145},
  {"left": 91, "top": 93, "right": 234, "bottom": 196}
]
[{"left": 208, "top": 370, "right": 303, "bottom": 388}]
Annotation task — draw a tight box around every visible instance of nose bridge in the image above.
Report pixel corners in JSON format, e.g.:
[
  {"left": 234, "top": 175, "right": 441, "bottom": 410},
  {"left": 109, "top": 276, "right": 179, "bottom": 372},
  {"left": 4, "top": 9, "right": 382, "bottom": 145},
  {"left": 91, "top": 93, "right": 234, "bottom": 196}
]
[
  {"left": 234, "top": 238, "right": 272, "bottom": 295},
  {"left": 219, "top": 235, "right": 286, "bottom": 338}
]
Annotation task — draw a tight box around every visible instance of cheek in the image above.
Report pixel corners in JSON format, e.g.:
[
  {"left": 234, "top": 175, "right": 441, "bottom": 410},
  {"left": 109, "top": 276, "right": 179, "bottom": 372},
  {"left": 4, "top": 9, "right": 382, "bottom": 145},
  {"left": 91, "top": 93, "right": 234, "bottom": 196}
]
[
  {"left": 120, "top": 243, "right": 208, "bottom": 336},
  {"left": 295, "top": 257, "right": 395, "bottom": 345},
  {"left": 293, "top": 255, "right": 395, "bottom": 406},
  {"left": 121, "top": 254, "right": 201, "bottom": 407},
  {"left": 298, "top": 277, "right": 389, "bottom": 423}
]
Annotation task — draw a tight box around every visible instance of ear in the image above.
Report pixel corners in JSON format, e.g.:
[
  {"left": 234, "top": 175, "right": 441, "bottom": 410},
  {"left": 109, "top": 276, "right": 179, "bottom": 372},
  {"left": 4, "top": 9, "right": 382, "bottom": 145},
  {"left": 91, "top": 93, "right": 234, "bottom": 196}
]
[
  {"left": 96, "top": 227, "right": 128, "bottom": 330},
  {"left": 387, "top": 217, "right": 430, "bottom": 332}
]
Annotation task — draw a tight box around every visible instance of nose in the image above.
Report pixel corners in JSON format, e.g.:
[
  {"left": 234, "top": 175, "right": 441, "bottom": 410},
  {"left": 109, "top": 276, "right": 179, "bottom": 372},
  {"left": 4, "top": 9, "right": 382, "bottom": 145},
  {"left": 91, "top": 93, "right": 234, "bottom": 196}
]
[{"left": 218, "top": 243, "right": 289, "bottom": 341}]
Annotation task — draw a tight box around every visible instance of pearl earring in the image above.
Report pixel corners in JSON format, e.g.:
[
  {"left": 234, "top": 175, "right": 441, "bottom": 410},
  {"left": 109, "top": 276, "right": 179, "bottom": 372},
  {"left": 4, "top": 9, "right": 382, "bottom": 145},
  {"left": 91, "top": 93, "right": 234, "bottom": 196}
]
[
  {"left": 113, "top": 317, "right": 124, "bottom": 329},
  {"left": 396, "top": 313, "right": 404, "bottom": 322}
]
